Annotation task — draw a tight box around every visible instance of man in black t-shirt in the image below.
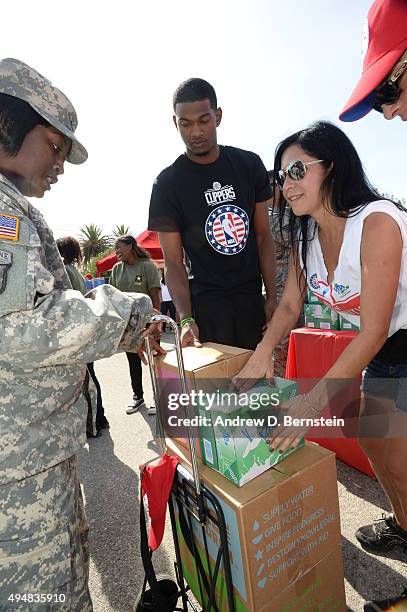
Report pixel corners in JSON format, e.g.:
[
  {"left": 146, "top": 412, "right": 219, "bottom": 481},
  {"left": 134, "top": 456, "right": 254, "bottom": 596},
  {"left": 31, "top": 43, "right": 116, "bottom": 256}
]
[{"left": 148, "top": 78, "right": 276, "bottom": 350}]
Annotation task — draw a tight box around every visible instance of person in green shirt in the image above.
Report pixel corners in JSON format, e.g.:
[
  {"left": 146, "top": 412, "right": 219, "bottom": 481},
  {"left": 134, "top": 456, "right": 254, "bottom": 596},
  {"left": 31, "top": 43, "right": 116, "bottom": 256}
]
[
  {"left": 110, "top": 235, "right": 161, "bottom": 414},
  {"left": 57, "top": 236, "right": 110, "bottom": 435},
  {"left": 57, "top": 236, "right": 87, "bottom": 294}
]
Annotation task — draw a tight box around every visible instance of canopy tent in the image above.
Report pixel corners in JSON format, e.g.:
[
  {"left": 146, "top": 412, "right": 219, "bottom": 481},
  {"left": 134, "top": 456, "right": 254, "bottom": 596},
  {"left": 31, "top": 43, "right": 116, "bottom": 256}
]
[{"left": 96, "top": 230, "right": 163, "bottom": 275}]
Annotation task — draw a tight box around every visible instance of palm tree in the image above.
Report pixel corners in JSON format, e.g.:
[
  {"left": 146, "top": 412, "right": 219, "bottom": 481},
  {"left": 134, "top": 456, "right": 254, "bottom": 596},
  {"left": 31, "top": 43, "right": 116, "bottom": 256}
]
[
  {"left": 375, "top": 188, "right": 406, "bottom": 207},
  {"left": 112, "top": 224, "right": 131, "bottom": 238},
  {"left": 79, "top": 224, "right": 113, "bottom": 264}
]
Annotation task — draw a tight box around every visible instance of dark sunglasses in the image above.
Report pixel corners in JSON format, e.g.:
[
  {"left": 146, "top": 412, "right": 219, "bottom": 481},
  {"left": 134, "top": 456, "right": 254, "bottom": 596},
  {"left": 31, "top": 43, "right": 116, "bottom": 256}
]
[
  {"left": 373, "top": 51, "right": 407, "bottom": 113},
  {"left": 277, "top": 159, "right": 324, "bottom": 189}
]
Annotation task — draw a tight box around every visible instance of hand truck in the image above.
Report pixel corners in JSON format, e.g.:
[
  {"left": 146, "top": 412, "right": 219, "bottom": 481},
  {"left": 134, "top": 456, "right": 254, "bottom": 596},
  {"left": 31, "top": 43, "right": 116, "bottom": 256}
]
[{"left": 145, "top": 314, "right": 237, "bottom": 612}]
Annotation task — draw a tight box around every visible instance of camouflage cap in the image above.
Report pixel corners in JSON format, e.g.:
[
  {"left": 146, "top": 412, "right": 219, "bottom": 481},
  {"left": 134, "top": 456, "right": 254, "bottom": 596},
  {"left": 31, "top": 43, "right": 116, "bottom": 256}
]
[{"left": 0, "top": 58, "right": 87, "bottom": 164}]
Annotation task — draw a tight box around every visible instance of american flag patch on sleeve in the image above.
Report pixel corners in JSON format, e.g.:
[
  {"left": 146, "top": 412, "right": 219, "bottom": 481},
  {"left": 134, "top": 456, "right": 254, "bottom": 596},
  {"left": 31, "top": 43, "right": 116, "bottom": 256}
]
[{"left": 0, "top": 214, "right": 19, "bottom": 241}]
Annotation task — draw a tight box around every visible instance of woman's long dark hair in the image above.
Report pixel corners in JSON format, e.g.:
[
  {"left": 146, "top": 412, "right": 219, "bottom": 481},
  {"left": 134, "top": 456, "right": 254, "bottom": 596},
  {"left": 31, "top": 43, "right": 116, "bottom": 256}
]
[
  {"left": 273, "top": 121, "right": 403, "bottom": 283},
  {"left": 115, "top": 235, "right": 150, "bottom": 259}
]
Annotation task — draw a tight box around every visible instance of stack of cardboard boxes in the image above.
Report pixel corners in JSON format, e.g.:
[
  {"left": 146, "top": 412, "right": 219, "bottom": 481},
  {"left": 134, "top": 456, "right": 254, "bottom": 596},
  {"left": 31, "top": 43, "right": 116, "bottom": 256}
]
[
  {"left": 196, "top": 377, "right": 304, "bottom": 487},
  {"left": 155, "top": 344, "right": 303, "bottom": 484},
  {"left": 304, "top": 289, "right": 340, "bottom": 330},
  {"left": 155, "top": 343, "right": 346, "bottom": 611},
  {"left": 305, "top": 289, "right": 359, "bottom": 331},
  {"left": 167, "top": 439, "right": 346, "bottom": 612},
  {"left": 338, "top": 313, "right": 360, "bottom": 331}
]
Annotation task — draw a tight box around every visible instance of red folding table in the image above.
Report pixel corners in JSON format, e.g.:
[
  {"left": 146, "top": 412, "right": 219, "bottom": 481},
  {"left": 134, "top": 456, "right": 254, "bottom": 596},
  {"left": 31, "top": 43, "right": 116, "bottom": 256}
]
[{"left": 285, "top": 327, "right": 374, "bottom": 477}]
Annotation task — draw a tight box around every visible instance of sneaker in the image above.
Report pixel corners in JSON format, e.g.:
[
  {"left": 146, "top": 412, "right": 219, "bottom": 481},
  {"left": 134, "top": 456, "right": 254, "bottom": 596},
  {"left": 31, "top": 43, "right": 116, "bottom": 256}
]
[
  {"left": 363, "top": 588, "right": 407, "bottom": 611},
  {"left": 147, "top": 406, "right": 156, "bottom": 416},
  {"left": 126, "top": 397, "right": 145, "bottom": 415},
  {"left": 356, "top": 513, "right": 407, "bottom": 552}
]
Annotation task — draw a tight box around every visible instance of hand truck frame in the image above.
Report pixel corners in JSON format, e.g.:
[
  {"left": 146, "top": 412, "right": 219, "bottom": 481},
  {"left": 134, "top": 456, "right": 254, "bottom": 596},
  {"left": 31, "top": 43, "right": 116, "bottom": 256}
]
[{"left": 146, "top": 315, "right": 237, "bottom": 612}]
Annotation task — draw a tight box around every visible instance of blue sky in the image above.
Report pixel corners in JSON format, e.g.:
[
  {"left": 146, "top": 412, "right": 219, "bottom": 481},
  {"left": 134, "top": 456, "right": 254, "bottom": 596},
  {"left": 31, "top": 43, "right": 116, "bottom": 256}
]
[{"left": 2, "top": 0, "right": 405, "bottom": 238}]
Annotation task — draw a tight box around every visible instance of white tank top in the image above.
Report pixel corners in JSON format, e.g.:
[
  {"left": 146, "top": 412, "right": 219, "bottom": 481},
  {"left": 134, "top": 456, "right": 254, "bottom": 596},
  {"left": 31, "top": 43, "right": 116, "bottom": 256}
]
[
  {"left": 160, "top": 280, "right": 172, "bottom": 302},
  {"left": 301, "top": 200, "right": 407, "bottom": 336}
]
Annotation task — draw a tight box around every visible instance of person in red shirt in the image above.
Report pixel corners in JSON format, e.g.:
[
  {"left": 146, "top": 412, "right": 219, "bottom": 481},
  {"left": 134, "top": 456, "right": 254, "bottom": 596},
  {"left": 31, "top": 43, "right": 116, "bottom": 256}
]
[{"left": 341, "top": 1, "right": 407, "bottom": 609}]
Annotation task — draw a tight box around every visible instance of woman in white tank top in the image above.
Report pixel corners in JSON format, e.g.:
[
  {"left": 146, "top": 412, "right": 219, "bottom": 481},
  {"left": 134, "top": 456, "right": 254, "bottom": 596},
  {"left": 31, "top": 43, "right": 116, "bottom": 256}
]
[{"left": 234, "top": 121, "right": 407, "bottom": 554}]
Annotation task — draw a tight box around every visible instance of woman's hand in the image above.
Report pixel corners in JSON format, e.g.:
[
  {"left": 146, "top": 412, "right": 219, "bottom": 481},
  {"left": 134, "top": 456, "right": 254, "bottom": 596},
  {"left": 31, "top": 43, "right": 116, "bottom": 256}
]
[
  {"left": 231, "top": 346, "right": 275, "bottom": 392},
  {"left": 267, "top": 394, "right": 319, "bottom": 453}
]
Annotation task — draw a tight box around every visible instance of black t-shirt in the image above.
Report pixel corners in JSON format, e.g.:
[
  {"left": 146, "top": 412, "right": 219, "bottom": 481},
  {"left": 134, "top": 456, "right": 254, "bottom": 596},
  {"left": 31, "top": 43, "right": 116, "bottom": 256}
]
[{"left": 148, "top": 145, "right": 272, "bottom": 298}]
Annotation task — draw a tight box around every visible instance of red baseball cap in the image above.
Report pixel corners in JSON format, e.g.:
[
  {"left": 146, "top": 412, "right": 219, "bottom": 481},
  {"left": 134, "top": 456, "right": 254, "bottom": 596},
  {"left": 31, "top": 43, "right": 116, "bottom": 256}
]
[
  {"left": 340, "top": 0, "right": 407, "bottom": 122},
  {"left": 140, "top": 454, "right": 179, "bottom": 551}
]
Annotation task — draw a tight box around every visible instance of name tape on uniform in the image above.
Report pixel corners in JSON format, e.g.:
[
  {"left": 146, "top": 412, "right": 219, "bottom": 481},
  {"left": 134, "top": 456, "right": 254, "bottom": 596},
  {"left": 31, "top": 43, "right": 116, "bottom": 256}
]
[{"left": 0, "top": 249, "right": 12, "bottom": 294}]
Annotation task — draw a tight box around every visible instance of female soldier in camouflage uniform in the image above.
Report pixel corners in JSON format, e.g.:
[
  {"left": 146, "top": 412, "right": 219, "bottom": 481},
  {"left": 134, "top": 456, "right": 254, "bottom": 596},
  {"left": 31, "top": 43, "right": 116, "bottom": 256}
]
[{"left": 0, "top": 59, "right": 158, "bottom": 611}]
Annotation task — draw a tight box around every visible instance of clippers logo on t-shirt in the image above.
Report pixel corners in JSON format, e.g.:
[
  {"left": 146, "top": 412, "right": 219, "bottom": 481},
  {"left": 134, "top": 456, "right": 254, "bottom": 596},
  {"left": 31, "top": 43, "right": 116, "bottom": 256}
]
[
  {"left": 204, "top": 181, "right": 236, "bottom": 206},
  {"left": 205, "top": 205, "right": 249, "bottom": 255}
]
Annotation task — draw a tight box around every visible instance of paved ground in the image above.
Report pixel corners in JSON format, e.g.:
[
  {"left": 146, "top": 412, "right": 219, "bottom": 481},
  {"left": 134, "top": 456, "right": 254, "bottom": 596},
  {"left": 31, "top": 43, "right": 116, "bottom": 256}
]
[{"left": 78, "top": 338, "right": 406, "bottom": 611}]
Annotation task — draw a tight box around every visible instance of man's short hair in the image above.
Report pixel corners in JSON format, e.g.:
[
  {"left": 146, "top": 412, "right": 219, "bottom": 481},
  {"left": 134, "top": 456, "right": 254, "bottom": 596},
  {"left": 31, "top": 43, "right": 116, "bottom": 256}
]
[
  {"left": 173, "top": 78, "right": 217, "bottom": 111},
  {"left": 0, "top": 93, "right": 49, "bottom": 156}
]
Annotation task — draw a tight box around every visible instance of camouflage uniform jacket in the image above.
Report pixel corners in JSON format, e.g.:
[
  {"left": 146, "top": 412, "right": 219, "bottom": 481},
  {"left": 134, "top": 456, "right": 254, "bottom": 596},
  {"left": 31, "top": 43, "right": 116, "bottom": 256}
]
[{"left": 0, "top": 174, "right": 152, "bottom": 486}]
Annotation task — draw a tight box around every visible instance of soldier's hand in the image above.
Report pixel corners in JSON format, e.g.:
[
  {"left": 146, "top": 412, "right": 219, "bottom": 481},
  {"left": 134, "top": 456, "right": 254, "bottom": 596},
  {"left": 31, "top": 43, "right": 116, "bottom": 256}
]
[
  {"left": 137, "top": 336, "right": 166, "bottom": 365},
  {"left": 137, "top": 310, "right": 166, "bottom": 364},
  {"left": 180, "top": 321, "right": 202, "bottom": 348},
  {"left": 142, "top": 309, "right": 164, "bottom": 340}
]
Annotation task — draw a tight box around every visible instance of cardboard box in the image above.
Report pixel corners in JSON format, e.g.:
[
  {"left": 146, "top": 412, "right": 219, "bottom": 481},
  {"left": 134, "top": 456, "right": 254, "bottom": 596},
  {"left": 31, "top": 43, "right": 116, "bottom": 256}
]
[
  {"left": 262, "top": 548, "right": 346, "bottom": 611},
  {"left": 168, "top": 439, "right": 344, "bottom": 612},
  {"left": 197, "top": 377, "right": 304, "bottom": 486},
  {"left": 306, "top": 288, "right": 324, "bottom": 305},
  {"left": 155, "top": 343, "right": 253, "bottom": 455},
  {"left": 304, "top": 303, "right": 340, "bottom": 330},
  {"left": 339, "top": 313, "right": 360, "bottom": 331}
]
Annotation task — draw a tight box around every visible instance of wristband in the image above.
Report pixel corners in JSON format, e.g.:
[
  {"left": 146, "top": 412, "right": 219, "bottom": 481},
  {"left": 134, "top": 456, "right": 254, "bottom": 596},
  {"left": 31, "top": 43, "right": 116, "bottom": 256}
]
[{"left": 180, "top": 316, "right": 195, "bottom": 328}]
